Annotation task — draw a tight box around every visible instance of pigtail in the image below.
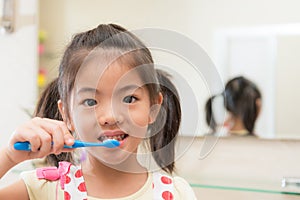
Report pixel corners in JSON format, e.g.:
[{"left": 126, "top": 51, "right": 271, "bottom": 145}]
[
  {"left": 149, "top": 69, "right": 181, "bottom": 174},
  {"left": 34, "top": 78, "right": 62, "bottom": 120},
  {"left": 34, "top": 78, "right": 74, "bottom": 167},
  {"left": 240, "top": 86, "right": 261, "bottom": 134},
  {"left": 205, "top": 95, "right": 217, "bottom": 133},
  {"left": 241, "top": 97, "right": 256, "bottom": 133}
]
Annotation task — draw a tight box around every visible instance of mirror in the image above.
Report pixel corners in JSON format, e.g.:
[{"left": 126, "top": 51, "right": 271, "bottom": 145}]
[
  {"left": 38, "top": 0, "right": 300, "bottom": 139},
  {"left": 213, "top": 25, "right": 300, "bottom": 139}
]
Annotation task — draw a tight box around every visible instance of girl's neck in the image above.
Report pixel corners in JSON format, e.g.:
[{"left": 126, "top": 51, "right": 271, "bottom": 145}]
[
  {"left": 82, "top": 153, "right": 147, "bottom": 175},
  {"left": 230, "top": 118, "right": 249, "bottom": 135},
  {"left": 81, "top": 154, "right": 148, "bottom": 198}
]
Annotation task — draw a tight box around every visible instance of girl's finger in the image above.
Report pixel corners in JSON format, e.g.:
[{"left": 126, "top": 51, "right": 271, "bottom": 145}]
[
  {"left": 10, "top": 126, "right": 42, "bottom": 152},
  {"left": 42, "top": 118, "right": 75, "bottom": 148},
  {"left": 31, "top": 118, "right": 68, "bottom": 148},
  {"left": 28, "top": 126, "right": 53, "bottom": 155},
  {"left": 11, "top": 117, "right": 75, "bottom": 157}
]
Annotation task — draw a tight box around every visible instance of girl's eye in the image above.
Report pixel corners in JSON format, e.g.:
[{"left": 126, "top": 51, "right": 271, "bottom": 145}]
[
  {"left": 83, "top": 99, "right": 97, "bottom": 107},
  {"left": 123, "top": 95, "right": 137, "bottom": 104}
]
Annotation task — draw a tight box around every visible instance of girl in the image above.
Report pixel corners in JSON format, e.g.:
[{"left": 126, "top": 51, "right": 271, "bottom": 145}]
[
  {"left": 205, "top": 76, "right": 262, "bottom": 136},
  {"left": 0, "top": 24, "right": 196, "bottom": 199}
]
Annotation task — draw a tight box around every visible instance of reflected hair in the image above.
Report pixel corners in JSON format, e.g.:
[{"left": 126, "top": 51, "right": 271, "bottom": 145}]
[{"left": 205, "top": 76, "right": 261, "bottom": 134}]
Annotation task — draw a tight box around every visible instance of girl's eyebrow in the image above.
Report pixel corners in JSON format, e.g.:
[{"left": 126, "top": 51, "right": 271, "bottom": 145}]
[
  {"left": 77, "top": 85, "right": 142, "bottom": 95},
  {"left": 77, "top": 87, "right": 99, "bottom": 95},
  {"left": 117, "top": 84, "right": 141, "bottom": 93}
]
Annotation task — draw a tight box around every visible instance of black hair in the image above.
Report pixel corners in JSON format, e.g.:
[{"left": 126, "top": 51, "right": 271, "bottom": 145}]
[
  {"left": 205, "top": 76, "right": 261, "bottom": 134},
  {"left": 205, "top": 95, "right": 217, "bottom": 132},
  {"left": 35, "top": 24, "right": 181, "bottom": 173},
  {"left": 150, "top": 69, "right": 181, "bottom": 173}
]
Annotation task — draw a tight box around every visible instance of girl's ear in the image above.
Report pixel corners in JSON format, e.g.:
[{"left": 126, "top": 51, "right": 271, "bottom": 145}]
[
  {"left": 148, "top": 93, "right": 163, "bottom": 124},
  {"left": 57, "top": 100, "right": 75, "bottom": 131}
]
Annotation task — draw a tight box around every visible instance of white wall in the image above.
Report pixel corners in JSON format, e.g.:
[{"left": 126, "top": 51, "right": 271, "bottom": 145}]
[
  {"left": 50, "top": 0, "right": 300, "bottom": 54},
  {"left": 276, "top": 35, "right": 300, "bottom": 138},
  {"left": 0, "top": 0, "right": 38, "bottom": 147},
  {"left": 186, "top": 0, "right": 300, "bottom": 54}
]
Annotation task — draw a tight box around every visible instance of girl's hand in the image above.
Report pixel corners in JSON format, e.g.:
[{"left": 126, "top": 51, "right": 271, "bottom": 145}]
[{"left": 5, "top": 117, "right": 75, "bottom": 165}]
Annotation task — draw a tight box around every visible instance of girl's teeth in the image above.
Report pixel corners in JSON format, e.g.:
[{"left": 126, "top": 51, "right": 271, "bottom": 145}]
[
  {"left": 110, "top": 135, "right": 122, "bottom": 141},
  {"left": 100, "top": 134, "right": 127, "bottom": 142},
  {"left": 108, "top": 135, "right": 125, "bottom": 141}
]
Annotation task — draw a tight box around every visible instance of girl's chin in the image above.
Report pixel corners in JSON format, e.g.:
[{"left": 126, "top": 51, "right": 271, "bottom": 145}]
[{"left": 88, "top": 149, "right": 133, "bottom": 165}]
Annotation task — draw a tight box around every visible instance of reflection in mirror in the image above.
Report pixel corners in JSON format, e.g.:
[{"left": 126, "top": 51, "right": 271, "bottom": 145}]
[
  {"left": 205, "top": 76, "right": 262, "bottom": 137},
  {"left": 213, "top": 24, "right": 300, "bottom": 139}
]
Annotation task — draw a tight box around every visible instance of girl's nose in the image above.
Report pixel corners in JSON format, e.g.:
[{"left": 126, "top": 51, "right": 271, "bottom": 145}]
[{"left": 98, "top": 106, "right": 123, "bottom": 126}]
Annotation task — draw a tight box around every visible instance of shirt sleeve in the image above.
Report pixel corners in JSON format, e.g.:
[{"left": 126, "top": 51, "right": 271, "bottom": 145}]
[
  {"left": 20, "top": 170, "right": 62, "bottom": 200},
  {"left": 173, "top": 176, "right": 198, "bottom": 199}
]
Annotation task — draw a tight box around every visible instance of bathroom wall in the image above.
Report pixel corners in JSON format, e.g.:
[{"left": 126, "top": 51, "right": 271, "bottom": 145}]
[
  {"left": 0, "top": 0, "right": 38, "bottom": 147},
  {"left": 275, "top": 35, "right": 300, "bottom": 138}
]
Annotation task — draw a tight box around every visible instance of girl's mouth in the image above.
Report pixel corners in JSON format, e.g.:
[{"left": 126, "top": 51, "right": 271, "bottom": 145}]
[{"left": 97, "top": 134, "right": 129, "bottom": 142}]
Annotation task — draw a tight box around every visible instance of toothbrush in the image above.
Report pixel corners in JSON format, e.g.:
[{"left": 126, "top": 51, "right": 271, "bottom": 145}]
[{"left": 14, "top": 139, "right": 120, "bottom": 151}]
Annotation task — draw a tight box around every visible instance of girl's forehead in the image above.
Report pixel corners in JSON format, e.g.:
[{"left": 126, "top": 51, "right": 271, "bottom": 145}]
[{"left": 74, "top": 61, "right": 144, "bottom": 90}]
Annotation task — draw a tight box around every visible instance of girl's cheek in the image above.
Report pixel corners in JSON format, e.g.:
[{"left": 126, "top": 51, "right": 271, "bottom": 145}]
[
  {"left": 128, "top": 110, "right": 149, "bottom": 127},
  {"left": 72, "top": 110, "right": 98, "bottom": 138},
  {"left": 124, "top": 112, "right": 147, "bottom": 138}
]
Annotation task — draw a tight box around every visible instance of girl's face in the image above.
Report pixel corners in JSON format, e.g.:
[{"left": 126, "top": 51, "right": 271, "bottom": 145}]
[{"left": 67, "top": 59, "right": 160, "bottom": 166}]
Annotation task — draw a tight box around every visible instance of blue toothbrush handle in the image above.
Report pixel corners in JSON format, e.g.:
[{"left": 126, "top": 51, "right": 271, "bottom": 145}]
[
  {"left": 14, "top": 140, "right": 84, "bottom": 151},
  {"left": 14, "top": 141, "right": 32, "bottom": 151},
  {"left": 14, "top": 140, "right": 119, "bottom": 151},
  {"left": 63, "top": 140, "right": 85, "bottom": 148}
]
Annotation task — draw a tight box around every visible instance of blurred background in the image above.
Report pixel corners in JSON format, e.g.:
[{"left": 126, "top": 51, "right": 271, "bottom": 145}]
[{"left": 1, "top": 0, "right": 300, "bottom": 199}]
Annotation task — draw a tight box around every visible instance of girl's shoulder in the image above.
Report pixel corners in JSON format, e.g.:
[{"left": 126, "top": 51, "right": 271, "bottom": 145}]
[
  {"left": 173, "top": 176, "right": 197, "bottom": 198},
  {"left": 21, "top": 169, "right": 60, "bottom": 199},
  {"left": 152, "top": 171, "right": 197, "bottom": 199}
]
